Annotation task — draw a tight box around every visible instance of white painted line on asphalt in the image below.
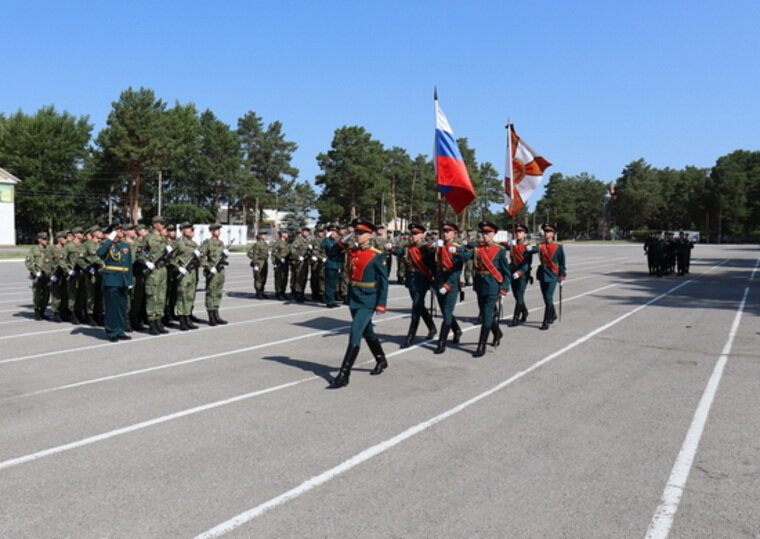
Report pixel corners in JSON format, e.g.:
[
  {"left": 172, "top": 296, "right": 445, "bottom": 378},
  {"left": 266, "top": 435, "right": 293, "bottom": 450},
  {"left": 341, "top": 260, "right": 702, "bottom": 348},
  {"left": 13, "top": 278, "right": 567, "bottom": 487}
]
[
  {"left": 644, "top": 257, "right": 759, "bottom": 539},
  {"left": 194, "top": 260, "right": 730, "bottom": 538},
  {"left": 0, "top": 276, "right": 644, "bottom": 471}
]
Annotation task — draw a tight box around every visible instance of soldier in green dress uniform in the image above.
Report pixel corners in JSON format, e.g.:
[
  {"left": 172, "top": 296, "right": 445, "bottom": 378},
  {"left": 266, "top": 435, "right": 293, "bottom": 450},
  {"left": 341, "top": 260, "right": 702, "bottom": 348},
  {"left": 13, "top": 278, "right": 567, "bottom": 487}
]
[
  {"left": 464, "top": 221, "right": 511, "bottom": 357},
  {"left": 537, "top": 223, "right": 567, "bottom": 330},
  {"left": 389, "top": 224, "right": 437, "bottom": 348},
  {"left": 506, "top": 223, "right": 535, "bottom": 327},
  {"left": 321, "top": 224, "right": 342, "bottom": 308},
  {"left": 431, "top": 221, "right": 465, "bottom": 354},
  {"left": 25, "top": 232, "right": 51, "bottom": 320},
  {"left": 326, "top": 218, "right": 389, "bottom": 388},
  {"left": 97, "top": 225, "right": 133, "bottom": 341},
  {"left": 271, "top": 230, "right": 290, "bottom": 300},
  {"left": 200, "top": 223, "right": 229, "bottom": 325}
]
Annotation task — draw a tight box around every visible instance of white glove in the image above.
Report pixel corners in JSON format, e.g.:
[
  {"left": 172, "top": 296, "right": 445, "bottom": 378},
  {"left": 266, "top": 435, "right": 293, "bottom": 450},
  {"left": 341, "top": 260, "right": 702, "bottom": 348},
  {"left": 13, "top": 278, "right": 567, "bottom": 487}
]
[
  {"left": 433, "top": 239, "right": 444, "bottom": 248},
  {"left": 50, "top": 275, "right": 58, "bottom": 282},
  {"left": 68, "top": 269, "right": 76, "bottom": 277},
  {"left": 438, "top": 286, "right": 448, "bottom": 295},
  {"left": 307, "top": 244, "right": 313, "bottom": 250},
  {"left": 146, "top": 261, "right": 156, "bottom": 271},
  {"left": 164, "top": 245, "right": 173, "bottom": 254},
  {"left": 280, "top": 258, "right": 286, "bottom": 264},
  {"left": 512, "top": 272, "right": 520, "bottom": 280},
  {"left": 559, "top": 280, "right": 565, "bottom": 287},
  {"left": 507, "top": 239, "right": 516, "bottom": 247},
  {"left": 322, "top": 257, "right": 327, "bottom": 263},
  {"left": 178, "top": 266, "right": 188, "bottom": 275},
  {"left": 311, "top": 256, "right": 317, "bottom": 261},
  {"left": 223, "top": 248, "right": 230, "bottom": 256},
  {"left": 88, "top": 267, "right": 96, "bottom": 275},
  {"left": 384, "top": 242, "right": 393, "bottom": 250},
  {"left": 448, "top": 246, "right": 457, "bottom": 254},
  {"left": 36, "top": 271, "right": 42, "bottom": 278},
  {"left": 253, "top": 265, "right": 259, "bottom": 272},
  {"left": 298, "top": 256, "right": 304, "bottom": 262},
  {"left": 341, "top": 232, "right": 354, "bottom": 243},
  {"left": 210, "top": 267, "right": 218, "bottom": 275},
  {"left": 194, "top": 249, "right": 201, "bottom": 257},
  {"left": 108, "top": 231, "right": 117, "bottom": 241}
]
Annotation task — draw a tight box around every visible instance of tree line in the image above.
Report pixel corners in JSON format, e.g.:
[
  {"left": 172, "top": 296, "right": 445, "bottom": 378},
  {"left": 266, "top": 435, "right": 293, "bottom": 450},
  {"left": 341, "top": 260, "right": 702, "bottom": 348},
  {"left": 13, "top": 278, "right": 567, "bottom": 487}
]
[{"left": 2, "top": 86, "right": 757, "bottom": 241}]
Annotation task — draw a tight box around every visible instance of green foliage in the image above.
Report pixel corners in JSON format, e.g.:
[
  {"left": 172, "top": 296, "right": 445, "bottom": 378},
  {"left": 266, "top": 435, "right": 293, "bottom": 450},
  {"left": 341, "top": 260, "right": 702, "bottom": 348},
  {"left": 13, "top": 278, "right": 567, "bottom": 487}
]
[
  {"left": 536, "top": 172, "right": 607, "bottom": 238},
  {"left": 162, "top": 202, "right": 215, "bottom": 224},
  {"left": 0, "top": 105, "right": 92, "bottom": 234}
]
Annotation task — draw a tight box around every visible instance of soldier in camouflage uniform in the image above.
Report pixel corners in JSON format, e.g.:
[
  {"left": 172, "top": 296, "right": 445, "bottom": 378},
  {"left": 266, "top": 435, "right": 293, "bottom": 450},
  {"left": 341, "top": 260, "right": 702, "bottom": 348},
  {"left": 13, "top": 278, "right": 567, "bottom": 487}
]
[
  {"left": 82, "top": 225, "right": 104, "bottom": 325},
  {"left": 47, "top": 231, "right": 69, "bottom": 322},
  {"left": 337, "top": 224, "right": 350, "bottom": 302},
  {"left": 25, "top": 232, "right": 51, "bottom": 320},
  {"left": 463, "top": 229, "right": 475, "bottom": 286},
  {"left": 200, "top": 223, "right": 229, "bottom": 325},
  {"left": 130, "top": 224, "right": 150, "bottom": 330},
  {"left": 309, "top": 226, "right": 326, "bottom": 302},
  {"left": 270, "top": 230, "right": 290, "bottom": 300},
  {"left": 140, "top": 216, "right": 173, "bottom": 335},
  {"left": 247, "top": 230, "right": 270, "bottom": 299},
  {"left": 63, "top": 226, "right": 89, "bottom": 324},
  {"left": 289, "top": 227, "right": 311, "bottom": 302},
  {"left": 394, "top": 231, "right": 409, "bottom": 285},
  {"left": 163, "top": 223, "right": 179, "bottom": 326},
  {"left": 171, "top": 223, "right": 201, "bottom": 330}
]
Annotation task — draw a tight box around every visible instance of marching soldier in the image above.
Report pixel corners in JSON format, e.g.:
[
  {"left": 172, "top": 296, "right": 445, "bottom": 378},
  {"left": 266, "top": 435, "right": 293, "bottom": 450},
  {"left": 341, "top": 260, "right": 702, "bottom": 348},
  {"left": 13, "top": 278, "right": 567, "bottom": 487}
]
[
  {"left": 172, "top": 223, "right": 201, "bottom": 330},
  {"left": 97, "top": 225, "right": 133, "bottom": 341},
  {"left": 537, "top": 223, "right": 567, "bottom": 330},
  {"left": 271, "top": 230, "right": 290, "bottom": 300},
  {"left": 321, "top": 224, "right": 342, "bottom": 308},
  {"left": 200, "top": 223, "right": 229, "bottom": 325},
  {"left": 506, "top": 223, "right": 535, "bottom": 327},
  {"left": 326, "top": 218, "right": 389, "bottom": 388},
  {"left": 676, "top": 232, "right": 694, "bottom": 275},
  {"left": 82, "top": 225, "right": 104, "bottom": 325},
  {"left": 289, "top": 227, "right": 311, "bottom": 302},
  {"left": 390, "top": 223, "right": 437, "bottom": 348},
  {"left": 465, "top": 221, "right": 510, "bottom": 357},
  {"left": 247, "top": 231, "right": 270, "bottom": 299},
  {"left": 48, "top": 231, "right": 69, "bottom": 322},
  {"left": 25, "top": 232, "right": 51, "bottom": 320},
  {"left": 141, "top": 216, "right": 173, "bottom": 335},
  {"left": 432, "top": 221, "right": 464, "bottom": 354}
]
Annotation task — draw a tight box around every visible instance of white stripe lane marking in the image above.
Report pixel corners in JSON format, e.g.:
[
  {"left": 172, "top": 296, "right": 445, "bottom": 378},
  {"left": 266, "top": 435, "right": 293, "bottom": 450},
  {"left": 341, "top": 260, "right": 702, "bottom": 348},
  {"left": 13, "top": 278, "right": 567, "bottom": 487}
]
[
  {"left": 644, "top": 257, "right": 759, "bottom": 539},
  {"left": 0, "top": 275, "right": 646, "bottom": 470},
  {"left": 193, "top": 260, "right": 730, "bottom": 538}
]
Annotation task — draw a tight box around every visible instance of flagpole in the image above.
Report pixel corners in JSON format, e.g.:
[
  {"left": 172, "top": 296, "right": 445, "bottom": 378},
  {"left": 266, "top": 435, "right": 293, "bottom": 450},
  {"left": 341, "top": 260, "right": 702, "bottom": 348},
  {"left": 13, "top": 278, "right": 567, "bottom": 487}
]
[
  {"left": 505, "top": 119, "right": 516, "bottom": 239},
  {"left": 434, "top": 86, "right": 442, "bottom": 236}
]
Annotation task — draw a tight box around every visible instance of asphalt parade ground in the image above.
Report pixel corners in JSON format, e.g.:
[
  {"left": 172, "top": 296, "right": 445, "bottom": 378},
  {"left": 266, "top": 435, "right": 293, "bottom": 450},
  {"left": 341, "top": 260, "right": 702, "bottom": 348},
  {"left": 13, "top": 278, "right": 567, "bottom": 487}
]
[{"left": 1, "top": 244, "right": 758, "bottom": 538}]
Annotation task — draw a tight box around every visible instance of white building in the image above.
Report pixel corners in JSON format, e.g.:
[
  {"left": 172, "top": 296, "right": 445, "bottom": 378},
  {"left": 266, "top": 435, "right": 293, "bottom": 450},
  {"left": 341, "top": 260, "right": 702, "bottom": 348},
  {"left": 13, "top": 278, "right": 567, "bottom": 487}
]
[{"left": 0, "top": 168, "right": 20, "bottom": 245}]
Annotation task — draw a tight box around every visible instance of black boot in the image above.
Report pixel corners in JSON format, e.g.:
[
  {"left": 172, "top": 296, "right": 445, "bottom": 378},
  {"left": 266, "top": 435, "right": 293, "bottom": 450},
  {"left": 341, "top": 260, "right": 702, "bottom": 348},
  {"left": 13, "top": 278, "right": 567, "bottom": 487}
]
[
  {"left": 492, "top": 319, "right": 503, "bottom": 348},
  {"left": 367, "top": 338, "right": 388, "bottom": 375},
  {"left": 190, "top": 313, "right": 202, "bottom": 323},
  {"left": 214, "top": 310, "right": 228, "bottom": 324},
  {"left": 34, "top": 308, "right": 42, "bottom": 321},
  {"left": 157, "top": 318, "right": 169, "bottom": 334},
  {"left": 540, "top": 307, "right": 551, "bottom": 330},
  {"left": 179, "top": 316, "right": 190, "bottom": 331},
  {"left": 148, "top": 320, "right": 160, "bottom": 335},
  {"left": 125, "top": 319, "right": 133, "bottom": 333},
  {"left": 70, "top": 312, "right": 80, "bottom": 325},
  {"left": 401, "top": 316, "right": 420, "bottom": 348},
  {"left": 451, "top": 317, "right": 462, "bottom": 344},
  {"left": 507, "top": 304, "right": 522, "bottom": 327},
  {"left": 162, "top": 314, "right": 173, "bottom": 327},
  {"left": 421, "top": 308, "right": 437, "bottom": 339},
  {"left": 473, "top": 324, "right": 490, "bottom": 357},
  {"left": 520, "top": 304, "right": 529, "bottom": 322},
  {"left": 434, "top": 323, "right": 450, "bottom": 354},
  {"left": 331, "top": 345, "right": 360, "bottom": 388},
  {"left": 549, "top": 304, "right": 557, "bottom": 324},
  {"left": 186, "top": 315, "right": 198, "bottom": 329},
  {"left": 86, "top": 313, "right": 97, "bottom": 326},
  {"left": 207, "top": 311, "right": 217, "bottom": 326},
  {"left": 54, "top": 311, "right": 62, "bottom": 323}
]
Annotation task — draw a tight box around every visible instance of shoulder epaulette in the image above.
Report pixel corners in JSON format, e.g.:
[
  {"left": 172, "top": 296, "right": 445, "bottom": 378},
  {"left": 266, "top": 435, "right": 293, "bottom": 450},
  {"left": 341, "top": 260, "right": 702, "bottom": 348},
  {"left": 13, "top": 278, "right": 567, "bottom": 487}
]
[{"left": 370, "top": 247, "right": 382, "bottom": 254}]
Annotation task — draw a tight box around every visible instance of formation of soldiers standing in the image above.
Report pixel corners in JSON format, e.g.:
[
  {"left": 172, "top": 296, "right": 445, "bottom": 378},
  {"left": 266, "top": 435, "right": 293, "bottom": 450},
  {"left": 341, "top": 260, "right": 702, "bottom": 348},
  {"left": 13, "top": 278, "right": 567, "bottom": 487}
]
[
  {"left": 643, "top": 231, "right": 694, "bottom": 277},
  {"left": 24, "top": 217, "right": 231, "bottom": 338}
]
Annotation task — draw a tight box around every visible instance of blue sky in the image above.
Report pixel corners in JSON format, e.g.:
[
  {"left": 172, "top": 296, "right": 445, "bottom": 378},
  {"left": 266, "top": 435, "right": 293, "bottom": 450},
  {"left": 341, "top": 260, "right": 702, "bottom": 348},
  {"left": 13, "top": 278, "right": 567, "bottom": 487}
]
[{"left": 2, "top": 0, "right": 758, "bottom": 209}]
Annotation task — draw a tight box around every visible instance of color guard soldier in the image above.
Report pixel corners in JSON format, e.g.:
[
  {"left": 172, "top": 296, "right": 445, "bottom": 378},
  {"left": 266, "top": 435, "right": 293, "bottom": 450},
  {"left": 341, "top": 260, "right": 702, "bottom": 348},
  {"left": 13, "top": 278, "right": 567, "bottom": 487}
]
[
  {"left": 432, "top": 221, "right": 464, "bottom": 354},
  {"left": 200, "top": 223, "right": 229, "bottom": 325},
  {"left": 326, "top": 218, "right": 389, "bottom": 388},
  {"left": 97, "top": 225, "right": 133, "bottom": 341},
  {"left": 507, "top": 223, "right": 534, "bottom": 327},
  {"left": 537, "top": 223, "right": 566, "bottom": 330},
  {"left": 172, "top": 222, "right": 201, "bottom": 330},
  {"left": 271, "top": 230, "right": 290, "bottom": 300},
  {"left": 390, "top": 223, "right": 437, "bottom": 348},
  {"left": 463, "top": 221, "right": 510, "bottom": 356},
  {"left": 25, "top": 232, "right": 51, "bottom": 320},
  {"left": 247, "top": 230, "right": 270, "bottom": 299}
]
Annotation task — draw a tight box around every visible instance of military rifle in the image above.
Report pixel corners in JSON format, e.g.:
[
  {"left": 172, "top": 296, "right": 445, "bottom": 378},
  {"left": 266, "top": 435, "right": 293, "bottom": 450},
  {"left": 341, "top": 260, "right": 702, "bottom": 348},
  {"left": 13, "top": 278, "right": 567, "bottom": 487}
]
[
  {"left": 209, "top": 239, "right": 236, "bottom": 274},
  {"left": 143, "top": 244, "right": 173, "bottom": 276},
  {"left": 177, "top": 248, "right": 202, "bottom": 281}
]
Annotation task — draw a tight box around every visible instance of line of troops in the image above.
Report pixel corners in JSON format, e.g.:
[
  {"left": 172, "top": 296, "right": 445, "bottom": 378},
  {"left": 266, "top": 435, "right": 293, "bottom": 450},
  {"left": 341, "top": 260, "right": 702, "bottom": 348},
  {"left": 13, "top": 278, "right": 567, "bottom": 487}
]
[
  {"left": 24, "top": 217, "right": 231, "bottom": 340},
  {"left": 643, "top": 232, "right": 694, "bottom": 277}
]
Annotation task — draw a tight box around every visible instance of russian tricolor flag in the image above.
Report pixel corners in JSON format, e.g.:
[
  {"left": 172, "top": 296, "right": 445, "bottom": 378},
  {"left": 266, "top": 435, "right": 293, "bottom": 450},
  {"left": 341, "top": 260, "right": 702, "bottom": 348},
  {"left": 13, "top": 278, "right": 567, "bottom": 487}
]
[{"left": 434, "top": 91, "right": 475, "bottom": 214}]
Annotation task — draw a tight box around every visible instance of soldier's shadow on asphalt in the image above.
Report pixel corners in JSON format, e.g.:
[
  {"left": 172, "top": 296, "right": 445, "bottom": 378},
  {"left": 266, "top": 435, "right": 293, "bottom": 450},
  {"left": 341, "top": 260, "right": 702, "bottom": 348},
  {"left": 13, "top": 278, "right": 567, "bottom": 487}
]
[
  {"left": 226, "top": 291, "right": 256, "bottom": 299},
  {"left": 70, "top": 326, "right": 112, "bottom": 341},
  {"left": 292, "top": 316, "right": 349, "bottom": 331},
  {"left": 12, "top": 311, "right": 35, "bottom": 320},
  {"left": 260, "top": 355, "right": 361, "bottom": 383}
]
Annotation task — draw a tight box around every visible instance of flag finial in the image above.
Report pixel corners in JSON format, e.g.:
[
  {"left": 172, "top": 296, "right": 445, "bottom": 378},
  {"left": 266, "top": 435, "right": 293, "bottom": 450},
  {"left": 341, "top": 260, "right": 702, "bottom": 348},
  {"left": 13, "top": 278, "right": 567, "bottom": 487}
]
[{"left": 434, "top": 87, "right": 438, "bottom": 101}]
